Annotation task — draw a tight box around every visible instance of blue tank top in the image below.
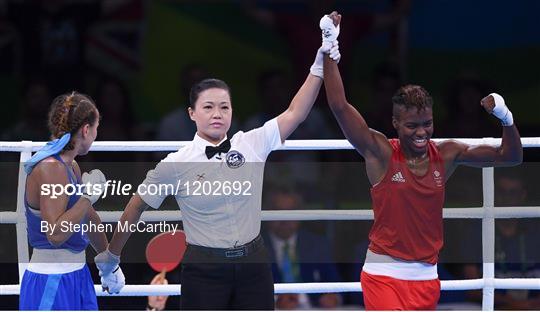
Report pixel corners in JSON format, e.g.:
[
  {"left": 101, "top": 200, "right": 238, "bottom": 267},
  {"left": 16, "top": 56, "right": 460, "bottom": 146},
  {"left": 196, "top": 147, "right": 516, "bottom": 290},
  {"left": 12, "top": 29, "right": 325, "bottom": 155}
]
[{"left": 25, "top": 154, "right": 89, "bottom": 252}]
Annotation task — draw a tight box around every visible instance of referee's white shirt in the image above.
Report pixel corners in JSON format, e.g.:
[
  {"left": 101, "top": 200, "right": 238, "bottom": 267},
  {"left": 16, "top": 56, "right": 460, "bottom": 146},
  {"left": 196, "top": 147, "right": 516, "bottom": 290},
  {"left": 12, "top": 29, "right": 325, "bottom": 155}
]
[{"left": 139, "top": 118, "right": 282, "bottom": 248}]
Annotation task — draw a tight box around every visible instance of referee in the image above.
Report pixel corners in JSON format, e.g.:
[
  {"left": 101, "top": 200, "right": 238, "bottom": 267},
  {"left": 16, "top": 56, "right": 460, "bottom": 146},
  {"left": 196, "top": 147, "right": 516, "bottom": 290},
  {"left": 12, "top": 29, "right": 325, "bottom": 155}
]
[{"left": 93, "top": 20, "right": 341, "bottom": 308}]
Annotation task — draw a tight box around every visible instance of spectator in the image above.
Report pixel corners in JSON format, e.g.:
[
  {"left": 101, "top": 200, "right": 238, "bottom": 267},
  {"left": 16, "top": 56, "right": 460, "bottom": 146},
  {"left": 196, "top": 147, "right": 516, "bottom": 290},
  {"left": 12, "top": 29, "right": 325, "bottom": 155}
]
[
  {"left": 243, "top": 0, "right": 411, "bottom": 84},
  {"left": 94, "top": 76, "right": 135, "bottom": 141},
  {"left": 2, "top": 77, "right": 51, "bottom": 141},
  {"left": 85, "top": 76, "right": 139, "bottom": 162},
  {"left": 441, "top": 73, "right": 499, "bottom": 138},
  {"left": 244, "top": 69, "right": 333, "bottom": 140},
  {"left": 156, "top": 64, "right": 207, "bottom": 142},
  {"left": 263, "top": 188, "right": 342, "bottom": 309},
  {"left": 6, "top": 0, "right": 103, "bottom": 92},
  {"left": 246, "top": 70, "right": 334, "bottom": 202},
  {"left": 365, "top": 61, "right": 403, "bottom": 137},
  {"left": 147, "top": 273, "right": 169, "bottom": 311},
  {"left": 462, "top": 172, "right": 540, "bottom": 310}
]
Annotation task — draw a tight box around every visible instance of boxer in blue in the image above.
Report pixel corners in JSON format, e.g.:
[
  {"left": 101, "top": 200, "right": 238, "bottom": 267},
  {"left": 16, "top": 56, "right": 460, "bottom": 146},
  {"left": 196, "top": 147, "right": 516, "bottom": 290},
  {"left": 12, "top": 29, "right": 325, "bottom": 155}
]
[{"left": 20, "top": 91, "right": 124, "bottom": 310}]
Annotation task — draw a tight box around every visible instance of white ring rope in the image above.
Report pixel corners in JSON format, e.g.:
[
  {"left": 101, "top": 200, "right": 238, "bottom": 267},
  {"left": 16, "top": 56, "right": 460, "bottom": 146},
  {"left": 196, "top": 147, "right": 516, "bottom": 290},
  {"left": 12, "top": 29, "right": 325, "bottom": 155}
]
[
  {"left": 1, "top": 138, "right": 539, "bottom": 310},
  {"left": 2, "top": 279, "right": 539, "bottom": 296},
  {"left": 1, "top": 207, "right": 539, "bottom": 224},
  {"left": 0, "top": 137, "right": 539, "bottom": 152}
]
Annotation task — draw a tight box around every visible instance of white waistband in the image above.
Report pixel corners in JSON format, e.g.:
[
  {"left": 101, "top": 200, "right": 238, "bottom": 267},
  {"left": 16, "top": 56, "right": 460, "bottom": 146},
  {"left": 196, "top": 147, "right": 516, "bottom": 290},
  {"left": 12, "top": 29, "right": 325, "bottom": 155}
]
[
  {"left": 362, "top": 249, "right": 438, "bottom": 280},
  {"left": 28, "top": 206, "right": 40, "bottom": 216},
  {"left": 27, "top": 248, "right": 86, "bottom": 274}
]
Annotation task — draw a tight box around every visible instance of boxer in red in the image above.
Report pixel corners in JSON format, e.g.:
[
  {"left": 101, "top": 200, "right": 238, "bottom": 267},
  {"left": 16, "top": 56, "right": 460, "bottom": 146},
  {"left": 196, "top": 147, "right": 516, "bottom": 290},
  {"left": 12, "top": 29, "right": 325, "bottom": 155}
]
[{"left": 319, "top": 12, "right": 522, "bottom": 310}]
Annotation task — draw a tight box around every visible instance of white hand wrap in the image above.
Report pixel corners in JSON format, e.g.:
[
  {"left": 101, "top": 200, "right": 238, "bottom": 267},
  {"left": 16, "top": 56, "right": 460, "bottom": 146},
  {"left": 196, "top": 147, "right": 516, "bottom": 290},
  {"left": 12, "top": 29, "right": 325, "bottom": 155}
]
[
  {"left": 310, "top": 47, "right": 324, "bottom": 78},
  {"left": 320, "top": 15, "right": 340, "bottom": 52},
  {"left": 81, "top": 169, "right": 107, "bottom": 205},
  {"left": 490, "top": 93, "right": 514, "bottom": 126},
  {"left": 329, "top": 40, "right": 341, "bottom": 62},
  {"left": 95, "top": 248, "right": 120, "bottom": 276},
  {"left": 101, "top": 266, "right": 125, "bottom": 294},
  {"left": 310, "top": 42, "right": 341, "bottom": 78}
]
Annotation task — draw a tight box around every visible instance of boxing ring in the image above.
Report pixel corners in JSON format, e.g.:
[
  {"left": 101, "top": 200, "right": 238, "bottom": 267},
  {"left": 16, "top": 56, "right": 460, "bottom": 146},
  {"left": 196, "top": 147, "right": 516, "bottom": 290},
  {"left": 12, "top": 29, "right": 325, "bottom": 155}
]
[{"left": 1, "top": 138, "right": 539, "bottom": 311}]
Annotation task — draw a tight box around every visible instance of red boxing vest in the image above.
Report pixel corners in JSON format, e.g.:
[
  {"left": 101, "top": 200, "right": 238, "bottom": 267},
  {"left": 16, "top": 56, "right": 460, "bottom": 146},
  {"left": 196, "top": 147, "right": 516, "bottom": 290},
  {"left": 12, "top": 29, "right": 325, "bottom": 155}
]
[{"left": 368, "top": 139, "right": 445, "bottom": 264}]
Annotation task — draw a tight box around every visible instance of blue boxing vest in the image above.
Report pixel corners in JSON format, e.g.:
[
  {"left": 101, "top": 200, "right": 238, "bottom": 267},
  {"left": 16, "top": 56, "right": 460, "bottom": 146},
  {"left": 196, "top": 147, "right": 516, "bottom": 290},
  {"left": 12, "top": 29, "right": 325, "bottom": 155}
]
[{"left": 25, "top": 154, "right": 89, "bottom": 252}]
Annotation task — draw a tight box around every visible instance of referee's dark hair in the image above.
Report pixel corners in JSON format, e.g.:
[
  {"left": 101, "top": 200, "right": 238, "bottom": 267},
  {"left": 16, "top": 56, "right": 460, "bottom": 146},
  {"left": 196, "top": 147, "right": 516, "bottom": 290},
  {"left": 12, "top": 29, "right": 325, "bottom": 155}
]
[{"left": 189, "top": 78, "right": 231, "bottom": 109}]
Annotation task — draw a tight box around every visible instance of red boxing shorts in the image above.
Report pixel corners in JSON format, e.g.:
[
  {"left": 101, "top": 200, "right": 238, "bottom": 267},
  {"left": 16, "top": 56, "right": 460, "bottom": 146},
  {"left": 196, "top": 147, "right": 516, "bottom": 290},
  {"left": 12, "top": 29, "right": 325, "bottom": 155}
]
[{"left": 361, "top": 270, "right": 440, "bottom": 310}]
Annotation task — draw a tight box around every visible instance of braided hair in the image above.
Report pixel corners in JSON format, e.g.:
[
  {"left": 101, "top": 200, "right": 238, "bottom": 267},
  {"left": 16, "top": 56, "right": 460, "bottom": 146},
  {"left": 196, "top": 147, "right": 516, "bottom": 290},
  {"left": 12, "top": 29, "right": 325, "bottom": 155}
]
[{"left": 47, "top": 91, "right": 98, "bottom": 151}]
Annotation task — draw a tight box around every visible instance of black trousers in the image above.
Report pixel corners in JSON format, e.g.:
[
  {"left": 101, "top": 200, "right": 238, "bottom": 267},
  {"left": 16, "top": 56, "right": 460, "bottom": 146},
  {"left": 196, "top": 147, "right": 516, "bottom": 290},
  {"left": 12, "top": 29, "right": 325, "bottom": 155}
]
[{"left": 180, "top": 241, "right": 275, "bottom": 310}]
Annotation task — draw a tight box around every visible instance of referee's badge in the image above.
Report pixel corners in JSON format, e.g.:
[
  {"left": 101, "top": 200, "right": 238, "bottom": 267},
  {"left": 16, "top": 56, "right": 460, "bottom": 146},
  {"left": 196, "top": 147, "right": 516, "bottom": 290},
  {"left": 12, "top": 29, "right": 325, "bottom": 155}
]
[{"left": 225, "top": 150, "right": 245, "bottom": 169}]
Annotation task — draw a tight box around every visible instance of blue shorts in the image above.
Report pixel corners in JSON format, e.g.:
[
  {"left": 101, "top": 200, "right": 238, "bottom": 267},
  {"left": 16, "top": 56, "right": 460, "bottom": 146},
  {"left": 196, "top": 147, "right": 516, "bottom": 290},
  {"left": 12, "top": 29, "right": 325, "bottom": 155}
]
[{"left": 19, "top": 264, "right": 97, "bottom": 310}]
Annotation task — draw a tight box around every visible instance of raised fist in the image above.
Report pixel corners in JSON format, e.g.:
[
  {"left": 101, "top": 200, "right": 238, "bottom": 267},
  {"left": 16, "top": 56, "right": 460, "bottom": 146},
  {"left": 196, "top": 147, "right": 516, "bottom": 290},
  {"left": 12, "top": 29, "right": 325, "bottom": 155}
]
[
  {"left": 320, "top": 11, "right": 341, "bottom": 52},
  {"left": 481, "top": 93, "right": 514, "bottom": 126}
]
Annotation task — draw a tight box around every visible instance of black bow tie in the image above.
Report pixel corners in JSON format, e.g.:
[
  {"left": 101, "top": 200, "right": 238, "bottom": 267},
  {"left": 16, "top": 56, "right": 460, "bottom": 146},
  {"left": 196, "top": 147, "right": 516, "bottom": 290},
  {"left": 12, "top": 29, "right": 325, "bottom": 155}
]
[{"left": 205, "top": 139, "right": 231, "bottom": 159}]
